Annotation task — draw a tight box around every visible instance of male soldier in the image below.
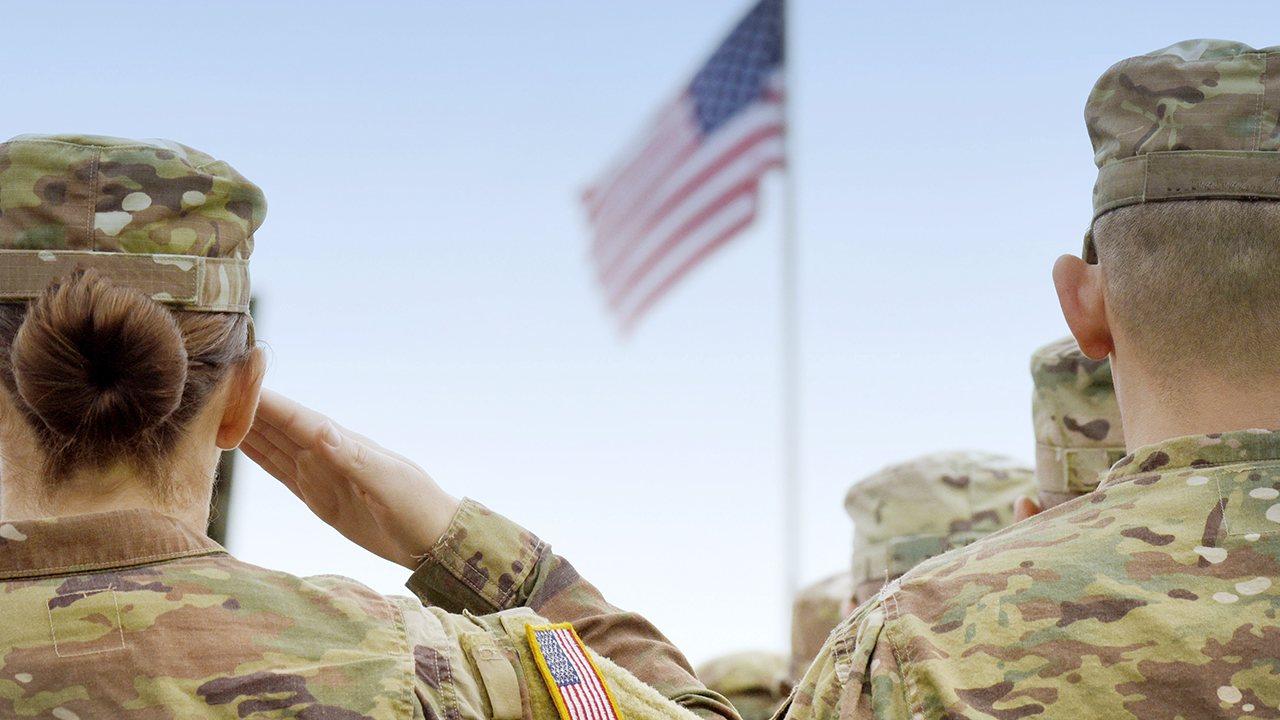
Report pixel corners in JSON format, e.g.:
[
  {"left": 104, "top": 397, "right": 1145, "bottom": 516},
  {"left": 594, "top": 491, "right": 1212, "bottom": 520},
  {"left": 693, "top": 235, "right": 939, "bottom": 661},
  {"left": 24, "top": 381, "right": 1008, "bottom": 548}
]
[
  {"left": 1015, "top": 335, "right": 1127, "bottom": 520},
  {"left": 788, "top": 452, "right": 1035, "bottom": 682},
  {"left": 786, "top": 40, "right": 1280, "bottom": 718}
]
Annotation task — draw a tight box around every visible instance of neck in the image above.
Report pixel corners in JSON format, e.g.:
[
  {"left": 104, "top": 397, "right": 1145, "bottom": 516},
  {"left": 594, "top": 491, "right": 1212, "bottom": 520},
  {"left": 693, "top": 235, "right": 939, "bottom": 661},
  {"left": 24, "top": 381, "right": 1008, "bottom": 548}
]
[
  {"left": 0, "top": 421, "right": 219, "bottom": 533},
  {"left": 1, "top": 462, "right": 214, "bottom": 531},
  {"left": 1112, "top": 343, "right": 1280, "bottom": 449}
]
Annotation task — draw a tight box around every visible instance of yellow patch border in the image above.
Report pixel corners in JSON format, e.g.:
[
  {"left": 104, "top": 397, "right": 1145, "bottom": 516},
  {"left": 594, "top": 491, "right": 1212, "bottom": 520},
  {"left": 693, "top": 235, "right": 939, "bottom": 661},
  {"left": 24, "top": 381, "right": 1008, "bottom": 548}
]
[{"left": 526, "top": 622, "right": 624, "bottom": 720}]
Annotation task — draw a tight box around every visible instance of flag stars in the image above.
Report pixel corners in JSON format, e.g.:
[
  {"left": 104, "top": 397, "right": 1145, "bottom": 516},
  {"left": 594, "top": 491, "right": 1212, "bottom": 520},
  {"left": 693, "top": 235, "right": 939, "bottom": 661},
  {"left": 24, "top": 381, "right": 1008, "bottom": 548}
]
[{"left": 689, "top": 0, "right": 783, "bottom": 134}]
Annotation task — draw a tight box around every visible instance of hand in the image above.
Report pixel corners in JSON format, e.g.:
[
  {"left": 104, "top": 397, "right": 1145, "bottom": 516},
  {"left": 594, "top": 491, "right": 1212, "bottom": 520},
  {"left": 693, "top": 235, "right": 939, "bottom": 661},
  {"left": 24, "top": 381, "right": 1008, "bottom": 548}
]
[
  {"left": 1014, "top": 495, "right": 1042, "bottom": 523},
  {"left": 240, "top": 388, "right": 462, "bottom": 570}
]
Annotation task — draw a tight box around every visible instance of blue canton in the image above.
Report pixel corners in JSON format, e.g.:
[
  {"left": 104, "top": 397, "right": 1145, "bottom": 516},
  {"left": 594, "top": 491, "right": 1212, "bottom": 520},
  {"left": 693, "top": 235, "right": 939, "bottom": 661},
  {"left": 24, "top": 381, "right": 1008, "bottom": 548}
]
[
  {"left": 535, "top": 630, "right": 582, "bottom": 686},
  {"left": 689, "top": 0, "right": 784, "bottom": 135}
]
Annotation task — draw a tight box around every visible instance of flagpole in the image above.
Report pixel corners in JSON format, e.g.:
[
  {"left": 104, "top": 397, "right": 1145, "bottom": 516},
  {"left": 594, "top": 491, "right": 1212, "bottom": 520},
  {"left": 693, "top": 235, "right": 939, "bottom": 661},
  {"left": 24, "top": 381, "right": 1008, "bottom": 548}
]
[{"left": 780, "top": 0, "right": 801, "bottom": 606}]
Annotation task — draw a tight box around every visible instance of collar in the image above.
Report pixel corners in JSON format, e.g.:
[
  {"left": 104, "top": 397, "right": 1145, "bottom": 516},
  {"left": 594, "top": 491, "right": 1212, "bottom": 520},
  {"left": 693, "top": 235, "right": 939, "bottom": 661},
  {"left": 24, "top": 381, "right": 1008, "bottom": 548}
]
[
  {"left": 0, "top": 508, "right": 225, "bottom": 580},
  {"left": 1103, "top": 429, "right": 1280, "bottom": 489}
]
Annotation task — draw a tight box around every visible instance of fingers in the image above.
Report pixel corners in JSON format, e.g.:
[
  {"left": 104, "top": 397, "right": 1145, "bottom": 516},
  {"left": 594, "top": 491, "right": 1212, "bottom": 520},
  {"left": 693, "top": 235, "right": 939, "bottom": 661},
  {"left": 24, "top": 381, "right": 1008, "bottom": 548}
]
[
  {"left": 253, "top": 389, "right": 420, "bottom": 471},
  {"left": 253, "top": 388, "right": 335, "bottom": 451},
  {"left": 239, "top": 434, "right": 303, "bottom": 499}
]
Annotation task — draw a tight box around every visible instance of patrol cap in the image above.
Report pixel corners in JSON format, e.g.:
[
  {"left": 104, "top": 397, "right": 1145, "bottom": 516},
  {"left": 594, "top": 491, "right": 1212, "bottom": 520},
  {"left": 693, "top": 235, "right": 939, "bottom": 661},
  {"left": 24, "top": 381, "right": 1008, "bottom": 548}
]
[
  {"left": 1083, "top": 40, "right": 1280, "bottom": 261},
  {"left": 695, "top": 651, "right": 790, "bottom": 720},
  {"left": 845, "top": 452, "right": 1034, "bottom": 596},
  {"left": 0, "top": 134, "right": 263, "bottom": 312},
  {"left": 1031, "top": 336, "right": 1126, "bottom": 509},
  {"left": 788, "top": 571, "right": 852, "bottom": 684}
]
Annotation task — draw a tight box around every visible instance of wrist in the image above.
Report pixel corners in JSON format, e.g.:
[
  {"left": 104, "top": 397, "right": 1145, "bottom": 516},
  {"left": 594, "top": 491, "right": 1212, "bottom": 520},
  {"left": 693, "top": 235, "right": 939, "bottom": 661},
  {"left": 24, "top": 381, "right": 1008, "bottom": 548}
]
[{"left": 402, "top": 491, "right": 462, "bottom": 570}]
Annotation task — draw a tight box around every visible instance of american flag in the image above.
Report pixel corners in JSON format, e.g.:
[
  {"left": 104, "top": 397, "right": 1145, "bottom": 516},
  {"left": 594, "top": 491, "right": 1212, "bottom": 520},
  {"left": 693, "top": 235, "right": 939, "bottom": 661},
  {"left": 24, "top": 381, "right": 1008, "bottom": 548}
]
[
  {"left": 529, "top": 625, "right": 621, "bottom": 720},
  {"left": 583, "top": 0, "right": 786, "bottom": 332}
]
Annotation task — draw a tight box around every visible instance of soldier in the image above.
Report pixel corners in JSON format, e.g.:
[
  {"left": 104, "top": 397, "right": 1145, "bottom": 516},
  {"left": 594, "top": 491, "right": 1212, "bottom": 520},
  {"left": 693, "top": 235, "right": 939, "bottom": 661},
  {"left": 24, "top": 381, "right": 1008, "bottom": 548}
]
[
  {"left": 1015, "top": 335, "right": 1126, "bottom": 520},
  {"left": 789, "top": 452, "right": 1035, "bottom": 683},
  {"left": 695, "top": 652, "right": 791, "bottom": 720},
  {"left": 785, "top": 40, "right": 1280, "bottom": 718},
  {"left": 0, "top": 134, "right": 734, "bottom": 720}
]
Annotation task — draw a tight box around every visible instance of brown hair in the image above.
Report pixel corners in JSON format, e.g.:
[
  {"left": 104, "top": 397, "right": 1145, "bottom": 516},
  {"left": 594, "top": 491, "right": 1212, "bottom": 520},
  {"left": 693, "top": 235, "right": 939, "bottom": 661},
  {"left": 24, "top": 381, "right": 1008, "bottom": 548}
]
[
  {"left": 0, "top": 270, "right": 254, "bottom": 487},
  {"left": 1094, "top": 199, "right": 1280, "bottom": 380}
]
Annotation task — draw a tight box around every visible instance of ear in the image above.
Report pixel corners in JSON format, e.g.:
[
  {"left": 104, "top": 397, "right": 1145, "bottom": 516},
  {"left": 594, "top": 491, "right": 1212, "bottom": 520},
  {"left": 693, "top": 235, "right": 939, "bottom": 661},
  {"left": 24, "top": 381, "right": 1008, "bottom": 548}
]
[
  {"left": 1052, "top": 254, "right": 1113, "bottom": 360},
  {"left": 216, "top": 349, "right": 266, "bottom": 451}
]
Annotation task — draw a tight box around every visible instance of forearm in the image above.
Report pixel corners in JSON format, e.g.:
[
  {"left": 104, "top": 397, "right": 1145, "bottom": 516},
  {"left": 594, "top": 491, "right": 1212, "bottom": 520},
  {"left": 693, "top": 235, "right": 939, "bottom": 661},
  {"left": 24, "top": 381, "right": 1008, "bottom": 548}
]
[{"left": 408, "top": 499, "right": 738, "bottom": 720}]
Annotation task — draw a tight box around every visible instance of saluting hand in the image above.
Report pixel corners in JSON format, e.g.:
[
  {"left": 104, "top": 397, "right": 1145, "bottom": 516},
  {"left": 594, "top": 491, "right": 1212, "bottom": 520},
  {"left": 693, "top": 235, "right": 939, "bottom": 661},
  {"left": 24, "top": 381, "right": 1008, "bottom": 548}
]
[{"left": 240, "top": 389, "right": 461, "bottom": 570}]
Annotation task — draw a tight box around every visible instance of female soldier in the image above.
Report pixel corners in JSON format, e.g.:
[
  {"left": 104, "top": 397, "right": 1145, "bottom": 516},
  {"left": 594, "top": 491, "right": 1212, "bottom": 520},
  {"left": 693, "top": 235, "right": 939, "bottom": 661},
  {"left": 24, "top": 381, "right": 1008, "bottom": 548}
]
[{"left": 0, "top": 134, "right": 734, "bottom": 720}]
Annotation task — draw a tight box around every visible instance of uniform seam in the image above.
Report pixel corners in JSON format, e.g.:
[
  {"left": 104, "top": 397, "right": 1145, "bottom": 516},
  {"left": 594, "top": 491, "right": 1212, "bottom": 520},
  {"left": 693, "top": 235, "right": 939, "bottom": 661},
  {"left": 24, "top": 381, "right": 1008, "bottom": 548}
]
[
  {"left": 1256, "top": 58, "right": 1266, "bottom": 151},
  {"left": 87, "top": 151, "right": 99, "bottom": 251},
  {"left": 0, "top": 547, "right": 223, "bottom": 579},
  {"left": 1214, "top": 475, "right": 1232, "bottom": 537},
  {"left": 437, "top": 631, "right": 461, "bottom": 720},
  {"left": 884, "top": 589, "right": 919, "bottom": 716},
  {"left": 391, "top": 598, "right": 415, "bottom": 719},
  {"left": 49, "top": 588, "right": 125, "bottom": 657}
]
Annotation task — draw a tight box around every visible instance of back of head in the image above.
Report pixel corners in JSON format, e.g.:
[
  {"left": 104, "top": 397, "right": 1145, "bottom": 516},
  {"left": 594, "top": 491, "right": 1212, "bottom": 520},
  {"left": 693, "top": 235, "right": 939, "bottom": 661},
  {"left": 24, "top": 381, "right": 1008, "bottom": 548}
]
[
  {"left": 1084, "top": 41, "right": 1280, "bottom": 380},
  {"left": 1030, "top": 336, "right": 1125, "bottom": 509},
  {"left": 844, "top": 451, "right": 1034, "bottom": 601},
  {"left": 0, "top": 134, "right": 263, "bottom": 487}
]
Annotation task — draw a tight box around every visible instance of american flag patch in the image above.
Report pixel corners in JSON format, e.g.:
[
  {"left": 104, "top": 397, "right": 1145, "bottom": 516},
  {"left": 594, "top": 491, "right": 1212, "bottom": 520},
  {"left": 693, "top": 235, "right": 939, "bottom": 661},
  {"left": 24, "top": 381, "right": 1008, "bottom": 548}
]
[{"left": 526, "top": 623, "right": 622, "bottom": 720}]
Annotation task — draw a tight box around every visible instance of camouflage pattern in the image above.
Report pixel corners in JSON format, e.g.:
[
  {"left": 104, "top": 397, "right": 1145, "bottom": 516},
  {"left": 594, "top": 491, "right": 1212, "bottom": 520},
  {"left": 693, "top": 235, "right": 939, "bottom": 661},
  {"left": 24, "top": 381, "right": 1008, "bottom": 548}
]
[
  {"left": 694, "top": 652, "right": 790, "bottom": 720},
  {"left": 0, "top": 500, "right": 732, "bottom": 720},
  {"left": 789, "top": 571, "right": 852, "bottom": 683},
  {"left": 845, "top": 452, "right": 1035, "bottom": 601},
  {"left": 0, "top": 134, "right": 262, "bottom": 312},
  {"left": 785, "top": 429, "right": 1280, "bottom": 719},
  {"left": 1030, "top": 336, "right": 1126, "bottom": 509},
  {"left": 409, "top": 499, "right": 737, "bottom": 720},
  {"left": 1086, "top": 41, "right": 1280, "bottom": 225}
]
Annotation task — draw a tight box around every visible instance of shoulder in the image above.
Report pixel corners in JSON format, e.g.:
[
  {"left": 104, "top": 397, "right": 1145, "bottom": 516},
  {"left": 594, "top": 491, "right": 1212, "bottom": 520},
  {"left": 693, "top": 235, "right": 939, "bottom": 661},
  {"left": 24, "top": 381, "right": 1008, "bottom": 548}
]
[
  {"left": 785, "top": 593, "right": 912, "bottom": 720},
  {"left": 162, "top": 552, "right": 409, "bottom": 631},
  {"left": 872, "top": 465, "right": 1260, "bottom": 717}
]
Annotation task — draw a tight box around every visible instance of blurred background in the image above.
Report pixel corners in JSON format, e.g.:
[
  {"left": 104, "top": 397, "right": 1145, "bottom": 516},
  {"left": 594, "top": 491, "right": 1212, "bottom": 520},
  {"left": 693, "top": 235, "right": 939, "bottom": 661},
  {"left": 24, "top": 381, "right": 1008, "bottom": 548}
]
[{"left": 2, "top": 1, "right": 1274, "bottom": 664}]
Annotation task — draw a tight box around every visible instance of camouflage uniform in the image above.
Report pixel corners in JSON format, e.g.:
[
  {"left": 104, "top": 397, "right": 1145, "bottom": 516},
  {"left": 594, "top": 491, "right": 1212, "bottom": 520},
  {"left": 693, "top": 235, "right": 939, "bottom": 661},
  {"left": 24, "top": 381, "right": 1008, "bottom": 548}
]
[
  {"left": 0, "top": 135, "right": 733, "bottom": 720},
  {"left": 1031, "top": 336, "right": 1125, "bottom": 509},
  {"left": 695, "top": 652, "right": 790, "bottom": 720},
  {"left": 787, "top": 454, "right": 1034, "bottom": 685},
  {"left": 784, "top": 41, "right": 1280, "bottom": 720},
  {"left": 0, "top": 501, "right": 731, "bottom": 719},
  {"left": 845, "top": 452, "right": 1035, "bottom": 604}
]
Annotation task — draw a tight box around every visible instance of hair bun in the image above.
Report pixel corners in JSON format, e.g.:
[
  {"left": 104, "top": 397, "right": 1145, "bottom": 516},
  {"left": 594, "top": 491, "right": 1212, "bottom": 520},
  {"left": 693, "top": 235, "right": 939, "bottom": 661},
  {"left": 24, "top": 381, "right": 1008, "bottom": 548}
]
[{"left": 11, "top": 271, "right": 189, "bottom": 443}]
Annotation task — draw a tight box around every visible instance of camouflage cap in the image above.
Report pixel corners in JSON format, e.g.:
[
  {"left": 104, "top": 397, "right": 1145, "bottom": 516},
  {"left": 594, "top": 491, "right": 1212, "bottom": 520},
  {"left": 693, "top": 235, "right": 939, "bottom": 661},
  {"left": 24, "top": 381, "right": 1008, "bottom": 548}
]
[
  {"left": 845, "top": 452, "right": 1034, "bottom": 593},
  {"left": 694, "top": 651, "right": 790, "bottom": 720},
  {"left": 1084, "top": 40, "right": 1280, "bottom": 259},
  {"left": 1031, "top": 336, "right": 1127, "bottom": 508},
  {"left": 788, "top": 570, "right": 852, "bottom": 684},
  {"left": 0, "top": 134, "right": 263, "bottom": 312}
]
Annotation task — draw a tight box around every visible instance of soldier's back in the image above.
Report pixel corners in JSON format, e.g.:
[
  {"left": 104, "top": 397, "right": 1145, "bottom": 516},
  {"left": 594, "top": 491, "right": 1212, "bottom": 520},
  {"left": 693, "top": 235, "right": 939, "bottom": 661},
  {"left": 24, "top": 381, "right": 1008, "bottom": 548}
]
[{"left": 800, "top": 431, "right": 1280, "bottom": 718}]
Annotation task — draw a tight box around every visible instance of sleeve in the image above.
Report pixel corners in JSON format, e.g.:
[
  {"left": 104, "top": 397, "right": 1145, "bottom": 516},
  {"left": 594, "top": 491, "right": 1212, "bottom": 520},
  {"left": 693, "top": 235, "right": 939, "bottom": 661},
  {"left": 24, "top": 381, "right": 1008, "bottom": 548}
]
[
  {"left": 406, "top": 498, "right": 739, "bottom": 720},
  {"left": 778, "top": 596, "right": 912, "bottom": 720}
]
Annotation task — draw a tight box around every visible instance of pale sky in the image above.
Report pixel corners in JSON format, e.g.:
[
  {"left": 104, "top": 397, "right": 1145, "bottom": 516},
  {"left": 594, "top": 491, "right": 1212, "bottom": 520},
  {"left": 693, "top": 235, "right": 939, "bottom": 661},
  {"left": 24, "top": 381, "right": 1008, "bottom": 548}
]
[{"left": 2, "top": 1, "right": 1277, "bottom": 665}]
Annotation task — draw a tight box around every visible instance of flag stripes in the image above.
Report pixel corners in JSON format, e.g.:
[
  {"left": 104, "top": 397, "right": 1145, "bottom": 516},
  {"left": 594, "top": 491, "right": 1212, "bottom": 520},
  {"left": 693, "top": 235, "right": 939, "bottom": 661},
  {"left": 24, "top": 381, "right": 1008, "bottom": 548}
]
[
  {"left": 583, "top": 0, "right": 785, "bottom": 331},
  {"left": 528, "top": 625, "right": 622, "bottom": 720}
]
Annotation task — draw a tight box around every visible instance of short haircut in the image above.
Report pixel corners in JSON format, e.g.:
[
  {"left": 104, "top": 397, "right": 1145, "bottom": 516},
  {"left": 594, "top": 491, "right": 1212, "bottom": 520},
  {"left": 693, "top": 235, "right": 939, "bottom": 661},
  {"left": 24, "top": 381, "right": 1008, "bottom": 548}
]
[{"left": 1093, "top": 199, "right": 1280, "bottom": 380}]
